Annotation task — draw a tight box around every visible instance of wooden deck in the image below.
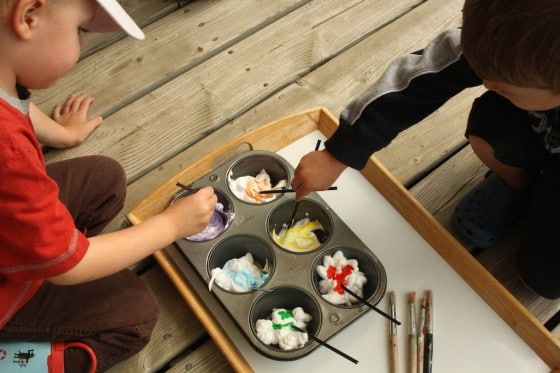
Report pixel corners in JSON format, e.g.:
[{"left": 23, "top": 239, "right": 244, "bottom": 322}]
[{"left": 33, "top": 0, "right": 560, "bottom": 371}]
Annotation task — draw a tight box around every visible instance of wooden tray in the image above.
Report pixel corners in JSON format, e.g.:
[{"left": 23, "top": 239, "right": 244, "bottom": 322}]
[{"left": 128, "top": 107, "right": 560, "bottom": 372}]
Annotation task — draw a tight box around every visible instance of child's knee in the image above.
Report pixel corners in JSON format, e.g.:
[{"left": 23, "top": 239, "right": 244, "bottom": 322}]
[{"left": 93, "top": 155, "right": 126, "bottom": 198}]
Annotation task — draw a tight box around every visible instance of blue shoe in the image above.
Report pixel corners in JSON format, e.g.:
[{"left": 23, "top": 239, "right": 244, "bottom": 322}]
[{"left": 453, "top": 172, "right": 528, "bottom": 248}]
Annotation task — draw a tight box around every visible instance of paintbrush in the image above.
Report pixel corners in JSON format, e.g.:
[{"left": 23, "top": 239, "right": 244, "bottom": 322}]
[
  {"left": 408, "top": 291, "right": 418, "bottom": 373},
  {"left": 291, "top": 325, "right": 358, "bottom": 364},
  {"left": 258, "top": 186, "right": 337, "bottom": 194},
  {"left": 418, "top": 295, "right": 427, "bottom": 373},
  {"left": 423, "top": 290, "right": 433, "bottom": 373},
  {"left": 287, "top": 200, "right": 300, "bottom": 228},
  {"left": 341, "top": 285, "right": 401, "bottom": 325},
  {"left": 389, "top": 291, "right": 399, "bottom": 373}
]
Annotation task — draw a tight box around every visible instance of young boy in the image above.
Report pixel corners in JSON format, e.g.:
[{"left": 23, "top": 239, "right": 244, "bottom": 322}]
[
  {"left": 0, "top": 1, "right": 217, "bottom": 372},
  {"left": 291, "top": 0, "right": 560, "bottom": 299}
]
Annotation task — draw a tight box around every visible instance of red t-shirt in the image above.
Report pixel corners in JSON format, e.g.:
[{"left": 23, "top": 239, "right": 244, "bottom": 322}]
[{"left": 0, "top": 96, "right": 89, "bottom": 329}]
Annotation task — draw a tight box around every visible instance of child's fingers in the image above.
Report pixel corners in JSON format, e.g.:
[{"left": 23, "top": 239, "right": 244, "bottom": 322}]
[
  {"left": 86, "top": 116, "right": 103, "bottom": 129},
  {"left": 52, "top": 104, "right": 62, "bottom": 120},
  {"left": 294, "top": 184, "right": 312, "bottom": 201},
  {"left": 63, "top": 94, "right": 77, "bottom": 112},
  {"left": 70, "top": 94, "right": 92, "bottom": 112},
  {"left": 61, "top": 93, "right": 94, "bottom": 113},
  {"left": 197, "top": 186, "right": 217, "bottom": 201},
  {"left": 77, "top": 94, "right": 95, "bottom": 111}
]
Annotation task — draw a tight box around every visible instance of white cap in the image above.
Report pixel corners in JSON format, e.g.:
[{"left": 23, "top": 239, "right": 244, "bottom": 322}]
[{"left": 87, "top": 0, "right": 145, "bottom": 40}]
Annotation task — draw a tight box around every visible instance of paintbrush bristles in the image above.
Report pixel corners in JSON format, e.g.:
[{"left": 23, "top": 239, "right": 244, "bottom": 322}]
[
  {"left": 408, "top": 291, "right": 416, "bottom": 304},
  {"left": 390, "top": 291, "right": 396, "bottom": 304}
]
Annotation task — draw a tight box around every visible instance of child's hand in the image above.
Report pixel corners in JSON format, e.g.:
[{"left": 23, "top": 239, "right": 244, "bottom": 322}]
[
  {"left": 291, "top": 150, "right": 347, "bottom": 200},
  {"left": 163, "top": 186, "right": 218, "bottom": 239},
  {"left": 52, "top": 93, "right": 103, "bottom": 146},
  {"left": 30, "top": 94, "right": 102, "bottom": 148}
]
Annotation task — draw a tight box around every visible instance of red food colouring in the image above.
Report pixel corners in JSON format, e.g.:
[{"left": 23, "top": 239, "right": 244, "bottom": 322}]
[{"left": 326, "top": 264, "right": 354, "bottom": 294}]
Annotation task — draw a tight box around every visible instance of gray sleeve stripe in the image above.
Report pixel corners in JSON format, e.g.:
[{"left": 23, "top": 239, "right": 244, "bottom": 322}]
[{"left": 342, "top": 28, "right": 463, "bottom": 125}]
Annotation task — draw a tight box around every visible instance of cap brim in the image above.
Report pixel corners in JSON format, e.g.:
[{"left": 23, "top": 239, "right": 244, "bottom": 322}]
[{"left": 88, "top": 0, "right": 145, "bottom": 40}]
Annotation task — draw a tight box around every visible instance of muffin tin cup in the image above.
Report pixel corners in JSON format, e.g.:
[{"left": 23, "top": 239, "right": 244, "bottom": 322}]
[
  {"left": 168, "top": 188, "right": 234, "bottom": 242},
  {"left": 227, "top": 152, "right": 290, "bottom": 205},
  {"left": 267, "top": 199, "right": 333, "bottom": 253},
  {"left": 171, "top": 150, "right": 387, "bottom": 360},
  {"left": 249, "top": 286, "right": 322, "bottom": 357},
  {"left": 311, "top": 246, "right": 386, "bottom": 309},
  {"left": 207, "top": 234, "right": 275, "bottom": 293}
]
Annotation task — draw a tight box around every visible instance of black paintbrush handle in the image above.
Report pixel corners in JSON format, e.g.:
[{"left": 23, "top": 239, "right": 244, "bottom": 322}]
[
  {"left": 342, "top": 285, "right": 401, "bottom": 325},
  {"left": 176, "top": 182, "right": 199, "bottom": 192},
  {"left": 424, "top": 333, "right": 433, "bottom": 373},
  {"left": 291, "top": 326, "right": 358, "bottom": 364},
  {"left": 259, "top": 186, "right": 337, "bottom": 194}
]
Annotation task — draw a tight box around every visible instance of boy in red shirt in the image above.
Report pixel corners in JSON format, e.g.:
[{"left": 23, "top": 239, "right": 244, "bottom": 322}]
[{"left": 0, "top": 1, "right": 217, "bottom": 371}]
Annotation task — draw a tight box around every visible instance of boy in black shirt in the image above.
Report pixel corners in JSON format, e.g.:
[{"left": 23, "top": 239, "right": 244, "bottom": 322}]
[{"left": 291, "top": 0, "right": 560, "bottom": 299}]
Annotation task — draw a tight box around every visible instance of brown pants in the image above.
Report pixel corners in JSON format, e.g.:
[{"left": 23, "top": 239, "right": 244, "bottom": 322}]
[{"left": 0, "top": 156, "right": 159, "bottom": 372}]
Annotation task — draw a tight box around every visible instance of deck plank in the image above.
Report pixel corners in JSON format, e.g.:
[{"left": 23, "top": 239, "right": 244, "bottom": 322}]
[
  {"left": 165, "top": 338, "right": 234, "bottom": 373},
  {"left": 106, "top": 265, "right": 207, "bottom": 373},
  {"left": 410, "top": 146, "right": 486, "bottom": 234}
]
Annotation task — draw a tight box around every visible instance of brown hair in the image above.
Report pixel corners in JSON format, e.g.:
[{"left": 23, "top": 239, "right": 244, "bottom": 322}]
[{"left": 461, "top": 0, "right": 560, "bottom": 91}]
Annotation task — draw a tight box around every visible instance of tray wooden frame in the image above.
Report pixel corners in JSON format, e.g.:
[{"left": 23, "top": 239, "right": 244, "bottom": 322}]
[{"left": 128, "top": 107, "right": 560, "bottom": 372}]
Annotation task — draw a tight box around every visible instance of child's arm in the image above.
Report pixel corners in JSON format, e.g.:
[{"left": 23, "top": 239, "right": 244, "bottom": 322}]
[
  {"left": 292, "top": 29, "right": 482, "bottom": 199},
  {"left": 48, "top": 186, "right": 218, "bottom": 285},
  {"left": 29, "top": 94, "right": 103, "bottom": 148}
]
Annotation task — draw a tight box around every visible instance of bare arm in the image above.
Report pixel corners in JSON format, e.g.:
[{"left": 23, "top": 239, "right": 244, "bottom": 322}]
[
  {"left": 48, "top": 186, "right": 218, "bottom": 285},
  {"left": 29, "top": 94, "right": 103, "bottom": 148}
]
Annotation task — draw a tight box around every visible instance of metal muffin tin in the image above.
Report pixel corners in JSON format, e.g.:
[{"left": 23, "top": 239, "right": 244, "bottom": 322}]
[{"left": 170, "top": 150, "right": 387, "bottom": 361}]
